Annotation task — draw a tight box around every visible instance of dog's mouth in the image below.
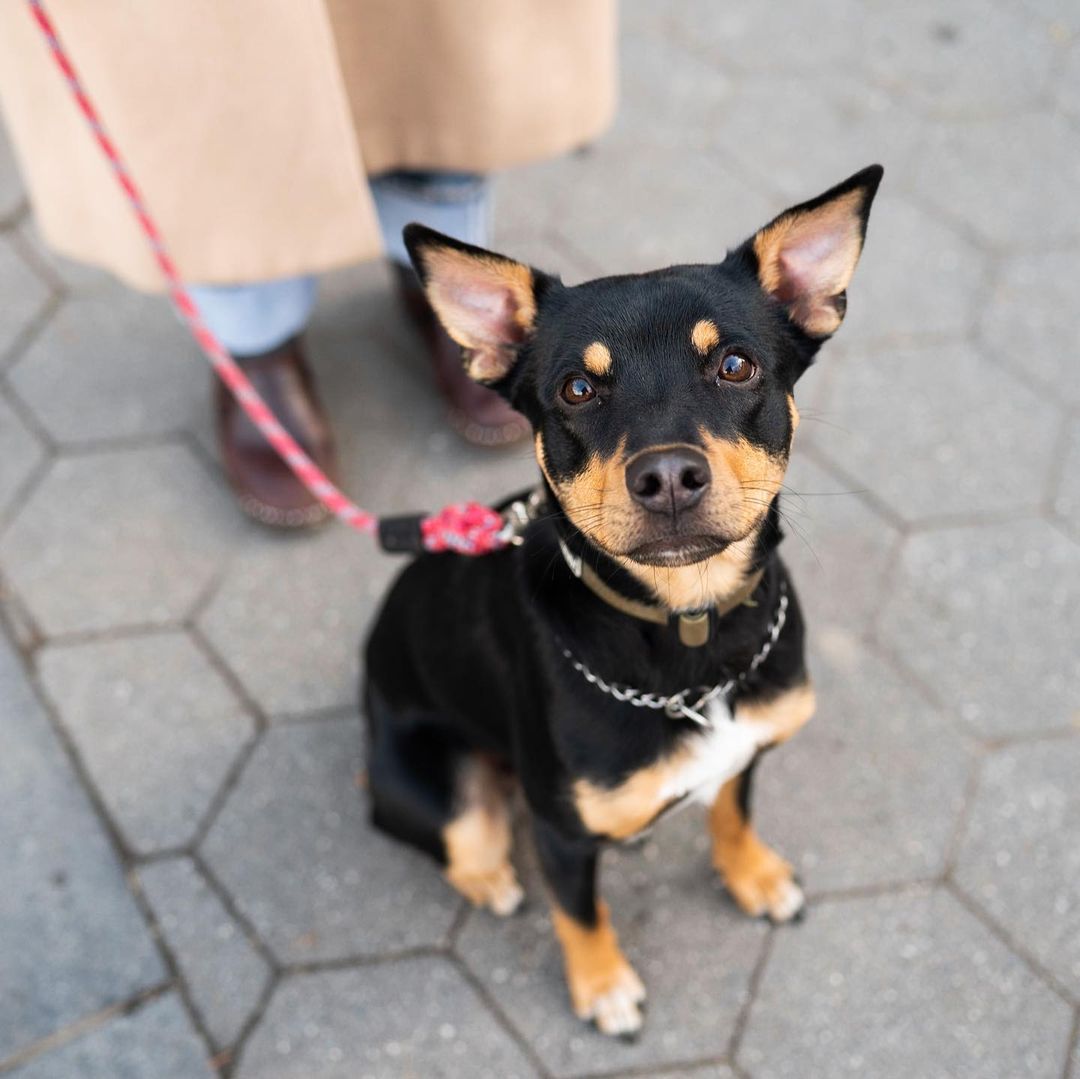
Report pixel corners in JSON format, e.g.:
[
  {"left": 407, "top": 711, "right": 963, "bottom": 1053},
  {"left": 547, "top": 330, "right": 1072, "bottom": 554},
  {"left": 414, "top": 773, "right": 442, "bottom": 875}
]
[{"left": 623, "top": 535, "right": 730, "bottom": 567}]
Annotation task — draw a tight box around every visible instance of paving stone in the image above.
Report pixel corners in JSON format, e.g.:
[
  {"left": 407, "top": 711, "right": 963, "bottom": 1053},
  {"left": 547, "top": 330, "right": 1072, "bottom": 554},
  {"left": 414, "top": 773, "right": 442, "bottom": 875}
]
[
  {"left": 0, "top": 235, "right": 51, "bottom": 365},
  {"left": 0, "top": 634, "right": 164, "bottom": 1061},
  {"left": 911, "top": 113, "right": 1080, "bottom": 248},
  {"left": 15, "top": 216, "right": 118, "bottom": 295},
  {"left": 1060, "top": 41, "right": 1080, "bottom": 117},
  {"left": 0, "top": 395, "right": 45, "bottom": 521},
  {"left": 201, "top": 717, "right": 458, "bottom": 964},
  {"left": 0, "top": 444, "right": 243, "bottom": 636},
  {"left": 8, "top": 994, "right": 214, "bottom": 1079},
  {"left": 37, "top": 633, "right": 254, "bottom": 854},
  {"left": 8, "top": 288, "right": 204, "bottom": 444},
  {"left": 236, "top": 958, "right": 537, "bottom": 1079},
  {"left": 779, "top": 453, "right": 899, "bottom": 636},
  {"left": 0, "top": 123, "right": 24, "bottom": 224},
  {"left": 136, "top": 857, "right": 272, "bottom": 1049},
  {"left": 739, "top": 888, "right": 1073, "bottom": 1078},
  {"left": 979, "top": 250, "right": 1080, "bottom": 406},
  {"left": 756, "top": 637, "right": 973, "bottom": 894},
  {"left": 457, "top": 809, "right": 768, "bottom": 1077},
  {"left": 878, "top": 520, "right": 1080, "bottom": 738},
  {"left": 1053, "top": 420, "right": 1080, "bottom": 536},
  {"left": 816, "top": 341, "right": 1058, "bottom": 522},
  {"left": 954, "top": 739, "right": 1080, "bottom": 1000},
  {"left": 708, "top": 76, "right": 925, "bottom": 202}
]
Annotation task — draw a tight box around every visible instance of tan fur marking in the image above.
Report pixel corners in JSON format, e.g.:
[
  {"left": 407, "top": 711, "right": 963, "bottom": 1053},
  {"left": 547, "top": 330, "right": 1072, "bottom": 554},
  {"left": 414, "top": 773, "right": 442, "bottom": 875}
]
[
  {"left": 737, "top": 682, "right": 816, "bottom": 745},
  {"left": 442, "top": 759, "right": 522, "bottom": 916},
  {"left": 552, "top": 901, "right": 645, "bottom": 1029},
  {"left": 691, "top": 318, "right": 720, "bottom": 356},
  {"left": 788, "top": 394, "right": 801, "bottom": 435},
  {"left": 573, "top": 755, "right": 689, "bottom": 840},
  {"left": 583, "top": 341, "right": 613, "bottom": 376}
]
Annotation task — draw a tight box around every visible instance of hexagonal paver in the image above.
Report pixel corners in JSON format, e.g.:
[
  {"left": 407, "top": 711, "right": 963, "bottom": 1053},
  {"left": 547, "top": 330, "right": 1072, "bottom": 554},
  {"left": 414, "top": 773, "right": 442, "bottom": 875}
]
[
  {"left": 738, "top": 888, "right": 1073, "bottom": 1078},
  {"left": 37, "top": 633, "right": 255, "bottom": 854},
  {"left": 0, "top": 395, "right": 45, "bottom": 521},
  {"left": 136, "top": 857, "right": 272, "bottom": 1048},
  {"left": 0, "top": 444, "right": 243, "bottom": 636},
  {"left": 779, "top": 453, "right": 899, "bottom": 635},
  {"left": 8, "top": 289, "right": 204, "bottom": 444},
  {"left": 955, "top": 738, "right": 1080, "bottom": 1000},
  {"left": 980, "top": 250, "right": 1080, "bottom": 406},
  {"left": 911, "top": 114, "right": 1080, "bottom": 248},
  {"left": 879, "top": 520, "right": 1080, "bottom": 739},
  {"left": 1054, "top": 420, "right": 1080, "bottom": 536},
  {"left": 0, "top": 235, "right": 51, "bottom": 365},
  {"left": 816, "top": 341, "right": 1058, "bottom": 522},
  {"left": 457, "top": 809, "right": 768, "bottom": 1078},
  {"left": 7, "top": 994, "right": 214, "bottom": 1079},
  {"left": 200, "top": 716, "right": 458, "bottom": 964},
  {"left": 708, "top": 77, "right": 925, "bottom": 201},
  {"left": 237, "top": 958, "right": 537, "bottom": 1079},
  {"left": 0, "top": 635, "right": 164, "bottom": 1060},
  {"left": 755, "top": 637, "right": 974, "bottom": 894}
]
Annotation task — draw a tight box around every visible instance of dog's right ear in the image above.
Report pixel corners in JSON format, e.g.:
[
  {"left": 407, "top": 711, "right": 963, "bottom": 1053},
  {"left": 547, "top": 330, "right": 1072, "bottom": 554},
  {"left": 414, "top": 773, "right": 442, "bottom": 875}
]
[{"left": 404, "top": 225, "right": 544, "bottom": 384}]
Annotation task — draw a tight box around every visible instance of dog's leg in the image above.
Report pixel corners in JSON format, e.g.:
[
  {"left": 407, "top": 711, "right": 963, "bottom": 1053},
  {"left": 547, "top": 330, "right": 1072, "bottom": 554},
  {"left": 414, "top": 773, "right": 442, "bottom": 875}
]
[
  {"left": 534, "top": 818, "right": 645, "bottom": 1037},
  {"left": 442, "top": 756, "right": 523, "bottom": 917},
  {"left": 709, "top": 683, "right": 815, "bottom": 923}
]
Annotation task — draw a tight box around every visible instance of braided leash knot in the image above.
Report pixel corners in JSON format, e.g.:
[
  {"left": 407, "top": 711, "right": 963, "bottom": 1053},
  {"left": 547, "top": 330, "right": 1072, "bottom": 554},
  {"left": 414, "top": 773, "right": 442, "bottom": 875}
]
[{"left": 420, "top": 502, "right": 508, "bottom": 554}]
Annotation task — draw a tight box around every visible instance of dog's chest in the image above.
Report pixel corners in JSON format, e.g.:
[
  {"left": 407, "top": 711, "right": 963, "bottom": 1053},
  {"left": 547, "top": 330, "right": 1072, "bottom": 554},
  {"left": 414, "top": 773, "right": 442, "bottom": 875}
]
[{"left": 572, "top": 702, "right": 780, "bottom": 841}]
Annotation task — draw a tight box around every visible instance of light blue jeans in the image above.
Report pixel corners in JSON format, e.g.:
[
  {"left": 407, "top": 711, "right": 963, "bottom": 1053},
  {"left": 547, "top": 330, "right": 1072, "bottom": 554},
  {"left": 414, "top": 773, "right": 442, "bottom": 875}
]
[{"left": 189, "top": 171, "right": 492, "bottom": 356}]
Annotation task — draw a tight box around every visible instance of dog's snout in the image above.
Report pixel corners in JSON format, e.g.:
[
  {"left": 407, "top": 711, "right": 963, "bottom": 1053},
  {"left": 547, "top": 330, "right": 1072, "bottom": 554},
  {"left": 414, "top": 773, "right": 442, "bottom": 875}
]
[{"left": 625, "top": 447, "right": 711, "bottom": 515}]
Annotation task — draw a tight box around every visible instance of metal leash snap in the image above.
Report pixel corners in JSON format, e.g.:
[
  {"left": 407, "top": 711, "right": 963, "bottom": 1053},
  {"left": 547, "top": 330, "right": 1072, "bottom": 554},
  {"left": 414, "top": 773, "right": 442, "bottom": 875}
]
[{"left": 495, "top": 488, "right": 545, "bottom": 546}]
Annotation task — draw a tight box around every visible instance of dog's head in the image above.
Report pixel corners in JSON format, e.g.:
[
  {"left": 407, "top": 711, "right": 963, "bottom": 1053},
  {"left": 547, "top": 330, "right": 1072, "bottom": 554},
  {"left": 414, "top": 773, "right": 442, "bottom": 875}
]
[{"left": 406, "top": 166, "right": 882, "bottom": 604}]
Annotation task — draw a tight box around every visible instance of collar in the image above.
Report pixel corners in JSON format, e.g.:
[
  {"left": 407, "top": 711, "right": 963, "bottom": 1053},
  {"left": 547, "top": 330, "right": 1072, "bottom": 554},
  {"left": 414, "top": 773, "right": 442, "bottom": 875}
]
[{"left": 557, "top": 535, "right": 765, "bottom": 648}]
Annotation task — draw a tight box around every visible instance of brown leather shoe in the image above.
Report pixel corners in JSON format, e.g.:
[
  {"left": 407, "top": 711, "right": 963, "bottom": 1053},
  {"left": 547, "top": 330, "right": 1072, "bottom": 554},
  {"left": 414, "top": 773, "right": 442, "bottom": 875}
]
[
  {"left": 393, "top": 264, "right": 530, "bottom": 447},
  {"left": 216, "top": 336, "right": 339, "bottom": 529}
]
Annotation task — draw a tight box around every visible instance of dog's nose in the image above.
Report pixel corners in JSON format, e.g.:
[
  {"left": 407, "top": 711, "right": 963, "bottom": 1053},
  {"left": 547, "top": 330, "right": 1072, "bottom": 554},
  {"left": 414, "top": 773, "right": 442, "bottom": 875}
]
[{"left": 625, "top": 447, "right": 711, "bottom": 514}]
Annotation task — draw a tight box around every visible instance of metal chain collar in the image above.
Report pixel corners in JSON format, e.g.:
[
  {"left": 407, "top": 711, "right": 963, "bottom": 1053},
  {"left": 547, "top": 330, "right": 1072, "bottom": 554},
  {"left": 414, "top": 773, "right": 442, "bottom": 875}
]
[{"left": 560, "top": 581, "right": 789, "bottom": 728}]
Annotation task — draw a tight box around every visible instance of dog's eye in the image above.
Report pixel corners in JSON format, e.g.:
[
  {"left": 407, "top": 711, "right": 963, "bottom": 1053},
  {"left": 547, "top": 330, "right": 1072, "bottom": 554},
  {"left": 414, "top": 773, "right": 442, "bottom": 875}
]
[
  {"left": 716, "top": 352, "right": 756, "bottom": 384},
  {"left": 561, "top": 375, "right": 596, "bottom": 404}
]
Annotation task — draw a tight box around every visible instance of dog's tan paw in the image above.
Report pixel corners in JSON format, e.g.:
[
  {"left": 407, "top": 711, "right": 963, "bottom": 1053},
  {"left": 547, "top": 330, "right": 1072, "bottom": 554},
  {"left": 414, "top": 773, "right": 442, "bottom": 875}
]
[
  {"left": 721, "top": 846, "right": 805, "bottom": 923},
  {"left": 447, "top": 863, "right": 524, "bottom": 917},
  {"left": 573, "top": 961, "right": 647, "bottom": 1037}
]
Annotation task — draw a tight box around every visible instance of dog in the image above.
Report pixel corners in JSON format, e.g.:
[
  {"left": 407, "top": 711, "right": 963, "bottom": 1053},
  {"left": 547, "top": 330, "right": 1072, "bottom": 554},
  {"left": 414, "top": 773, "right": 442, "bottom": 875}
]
[{"left": 363, "top": 165, "right": 883, "bottom": 1037}]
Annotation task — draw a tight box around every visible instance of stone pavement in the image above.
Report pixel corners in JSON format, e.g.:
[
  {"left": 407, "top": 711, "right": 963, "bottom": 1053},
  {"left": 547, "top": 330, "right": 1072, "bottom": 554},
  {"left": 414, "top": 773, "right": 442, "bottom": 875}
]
[{"left": 1, "top": 2, "right": 1079, "bottom": 1076}]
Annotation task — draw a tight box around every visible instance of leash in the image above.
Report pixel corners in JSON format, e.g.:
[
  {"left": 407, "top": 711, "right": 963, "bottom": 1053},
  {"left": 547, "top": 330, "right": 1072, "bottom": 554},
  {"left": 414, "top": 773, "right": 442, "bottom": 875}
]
[{"left": 27, "top": 0, "right": 514, "bottom": 557}]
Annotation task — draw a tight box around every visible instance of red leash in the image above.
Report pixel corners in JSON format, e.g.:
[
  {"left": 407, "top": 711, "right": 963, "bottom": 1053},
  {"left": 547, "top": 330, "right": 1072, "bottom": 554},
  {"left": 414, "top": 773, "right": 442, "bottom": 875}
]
[{"left": 27, "top": 0, "right": 512, "bottom": 557}]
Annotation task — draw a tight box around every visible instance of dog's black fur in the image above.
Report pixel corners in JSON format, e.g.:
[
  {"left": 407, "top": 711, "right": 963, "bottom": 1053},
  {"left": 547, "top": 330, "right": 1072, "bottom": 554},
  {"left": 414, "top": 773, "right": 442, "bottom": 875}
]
[{"left": 363, "top": 166, "right": 882, "bottom": 1035}]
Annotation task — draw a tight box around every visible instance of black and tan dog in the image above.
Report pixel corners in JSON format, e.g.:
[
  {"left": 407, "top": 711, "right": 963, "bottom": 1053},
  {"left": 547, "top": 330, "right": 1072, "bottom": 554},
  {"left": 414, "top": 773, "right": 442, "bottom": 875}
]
[{"left": 363, "top": 166, "right": 882, "bottom": 1036}]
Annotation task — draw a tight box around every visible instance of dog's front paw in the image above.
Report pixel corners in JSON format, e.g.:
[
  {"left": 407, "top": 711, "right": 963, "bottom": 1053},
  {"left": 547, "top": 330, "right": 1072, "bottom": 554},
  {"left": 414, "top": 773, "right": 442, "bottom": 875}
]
[
  {"left": 720, "top": 845, "right": 805, "bottom": 923},
  {"left": 571, "top": 960, "right": 647, "bottom": 1037},
  {"left": 447, "top": 862, "right": 524, "bottom": 917}
]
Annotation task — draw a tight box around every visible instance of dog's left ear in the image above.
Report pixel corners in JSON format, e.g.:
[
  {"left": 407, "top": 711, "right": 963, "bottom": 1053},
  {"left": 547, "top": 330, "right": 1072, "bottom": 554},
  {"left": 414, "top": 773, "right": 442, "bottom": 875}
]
[
  {"left": 749, "top": 164, "right": 883, "bottom": 338},
  {"left": 404, "top": 224, "right": 544, "bottom": 383}
]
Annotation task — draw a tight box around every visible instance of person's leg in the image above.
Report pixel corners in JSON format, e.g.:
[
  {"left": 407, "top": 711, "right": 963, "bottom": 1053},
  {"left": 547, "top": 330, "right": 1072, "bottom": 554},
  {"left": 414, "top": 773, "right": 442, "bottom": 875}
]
[
  {"left": 371, "top": 171, "right": 529, "bottom": 447},
  {"left": 191, "top": 275, "right": 338, "bottom": 529}
]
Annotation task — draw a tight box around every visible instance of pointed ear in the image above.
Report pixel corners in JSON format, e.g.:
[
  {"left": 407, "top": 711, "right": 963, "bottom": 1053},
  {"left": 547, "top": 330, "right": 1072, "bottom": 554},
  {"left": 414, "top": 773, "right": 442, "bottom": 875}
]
[
  {"left": 750, "top": 165, "right": 883, "bottom": 338},
  {"left": 404, "top": 225, "right": 543, "bottom": 383}
]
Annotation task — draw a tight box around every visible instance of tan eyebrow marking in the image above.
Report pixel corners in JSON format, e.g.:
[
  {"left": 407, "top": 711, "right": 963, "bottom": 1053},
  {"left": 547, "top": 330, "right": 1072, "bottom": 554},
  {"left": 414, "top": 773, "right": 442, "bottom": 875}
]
[
  {"left": 691, "top": 319, "right": 720, "bottom": 356},
  {"left": 583, "top": 341, "right": 613, "bottom": 376}
]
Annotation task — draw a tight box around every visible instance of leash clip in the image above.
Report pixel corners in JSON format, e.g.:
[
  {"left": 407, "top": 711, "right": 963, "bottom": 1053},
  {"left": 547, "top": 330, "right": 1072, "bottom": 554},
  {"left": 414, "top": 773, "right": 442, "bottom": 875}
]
[{"left": 496, "top": 488, "right": 545, "bottom": 547}]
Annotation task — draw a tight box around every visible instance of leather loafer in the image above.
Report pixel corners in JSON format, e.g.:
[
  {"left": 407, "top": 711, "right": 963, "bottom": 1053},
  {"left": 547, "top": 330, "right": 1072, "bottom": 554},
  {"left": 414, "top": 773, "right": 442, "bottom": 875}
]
[
  {"left": 393, "top": 264, "right": 530, "bottom": 447},
  {"left": 216, "top": 336, "right": 339, "bottom": 528}
]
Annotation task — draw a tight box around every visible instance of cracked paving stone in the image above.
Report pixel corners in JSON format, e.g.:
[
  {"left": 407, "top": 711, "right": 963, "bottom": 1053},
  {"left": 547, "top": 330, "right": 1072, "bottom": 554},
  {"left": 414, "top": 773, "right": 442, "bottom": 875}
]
[
  {"left": 7, "top": 994, "right": 215, "bottom": 1079},
  {"left": 0, "top": 395, "right": 45, "bottom": 521},
  {"left": 0, "top": 635, "right": 164, "bottom": 1061},
  {"left": 37, "top": 633, "right": 255, "bottom": 854},
  {"left": 0, "top": 235, "right": 51, "bottom": 365},
  {"left": 1054, "top": 420, "right": 1080, "bottom": 536},
  {"left": 236, "top": 957, "right": 538, "bottom": 1079},
  {"left": 457, "top": 809, "right": 767, "bottom": 1078},
  {"left": 136, "top": 857, "right": 272, "bottom": 1049},
  {"left": 755, "top": 637, "right": 974, "bottom": 894},
  {"left": 980, "top": 250, "right": 1080, "bottom": 406},
  {"left": 200, "top": 717, "right": 458, "bottom": 964},
  {"left": 878, "top": 520, "right": 1080, "bottom": 738},
  {"left": 0, "top": 444, "right": 243, "bottom": 636},
  {"left": 780, "top": 453, "right": 898, "bottom": 636},
  {"left": 739, "top": 888, "right": 1073, "bottom": 1078},
  {"left": 911, "top": 113, "right": 1080, "bottom": 248},
  {"left": 954, "top": 739, "right": 1080, "bottom": 1000},
  {"left": 816, "top": 341, "right": 1058, "bottom": 523},
  {"left": 8, "top": 288, "right": 204, "bottom": 444}
]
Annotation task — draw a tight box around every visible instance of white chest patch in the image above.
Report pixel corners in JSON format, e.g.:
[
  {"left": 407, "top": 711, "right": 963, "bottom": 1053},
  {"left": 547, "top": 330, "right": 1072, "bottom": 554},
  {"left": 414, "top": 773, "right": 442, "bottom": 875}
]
[{"left": 657, "top": 700, "right": 779, "bottom": 808}]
